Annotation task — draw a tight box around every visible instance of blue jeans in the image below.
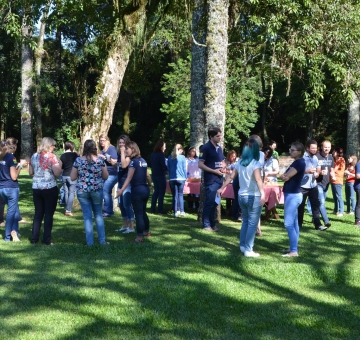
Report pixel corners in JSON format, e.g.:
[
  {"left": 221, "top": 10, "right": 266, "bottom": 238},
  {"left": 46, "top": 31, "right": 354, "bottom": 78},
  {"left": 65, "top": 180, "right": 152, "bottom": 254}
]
[
  {"left": 131, "top": 189, "right": 150, "bottom": 236},
  {"left": 77, "top": 190, "right": 106, "bottom": 245},
  {"left": 151, "top": 175, "right": 166, "bottom": 213},
  {"left": 202, "top": 182, "right": 222, "bottom": 228},
  {"left": 239, "top": 195, "right": 263, "bottom": 252},
  {"left": 118, "top": 190, "right": 134, "bottom": 221},
  {"left": 331, "top": 184, "right": 344, "bottom": 214},
  {"left": 318, "top": 184, "right": 330, "bottom": 224},
  {"left": 102, "top": 175, "right": 118, "bottom": 215},
  {"left": 345, "top": 182, "right": 356, "bottom": 213},
  {"left": 284, "top": 193, "right": 302, "bottom": 253},
  {"left": 62, "top": 176, "right": 77, "bottom": 212},
  {"left": 169, "top": 180, "right": 185, "bottom": 213},
  {"left": 0, "top": 188, "right": 20, "bottom": 242}
]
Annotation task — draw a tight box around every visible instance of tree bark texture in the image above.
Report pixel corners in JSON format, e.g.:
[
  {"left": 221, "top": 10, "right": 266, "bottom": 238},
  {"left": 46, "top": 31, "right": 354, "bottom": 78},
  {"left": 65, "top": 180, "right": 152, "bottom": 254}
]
[
  {"left": 34, "top": 1, "right": 51, "bottom": 149},
  {"left": 190, "top": 0, "right": 207, "bottom": 152},
  {"left": 81, "top": 4, "right": 147, "bottom": 146},
  {"left": 21, "top": 19, "right": 33, "bottom": 160},
  {"left": 203, "top": 0, "right": 229, "bottom": 138},
  {"left": 347, "top": 92, "right": 360, "bottom": 157}
]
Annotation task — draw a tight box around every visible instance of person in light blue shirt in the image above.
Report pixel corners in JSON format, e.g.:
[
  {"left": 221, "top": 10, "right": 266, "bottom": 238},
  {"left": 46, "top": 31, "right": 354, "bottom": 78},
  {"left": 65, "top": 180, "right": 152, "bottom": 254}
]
[{"left": 168, "top": 144, "right": 187, "bottom": 217}]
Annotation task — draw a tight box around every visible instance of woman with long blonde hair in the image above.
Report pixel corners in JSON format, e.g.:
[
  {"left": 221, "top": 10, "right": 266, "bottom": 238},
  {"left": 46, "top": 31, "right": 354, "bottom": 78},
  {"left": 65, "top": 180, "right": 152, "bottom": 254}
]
[{"left": 168, "top": 144, "right": 187, "bottom": 217}]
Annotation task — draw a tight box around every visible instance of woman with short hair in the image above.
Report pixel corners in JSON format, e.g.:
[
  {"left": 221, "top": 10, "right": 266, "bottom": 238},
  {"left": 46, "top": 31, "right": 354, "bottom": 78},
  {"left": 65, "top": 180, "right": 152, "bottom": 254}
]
[
  {"left": 117, "top": 142, "right": 152, "bottom": 243},
  {"left": 98, "top": 134, "right": 118, "bottom": 217},
  {"left": 29, "top": 137, "right": 62, "bottom": 245},
  {"left": 331, "top": 147, "right": 346, "bottom": 216},
  {"left": 60, "top": 141, "right": 78, "bottom": 216},
  {"left": 71, "top": 139, "right": 109, "bottom": 245}
]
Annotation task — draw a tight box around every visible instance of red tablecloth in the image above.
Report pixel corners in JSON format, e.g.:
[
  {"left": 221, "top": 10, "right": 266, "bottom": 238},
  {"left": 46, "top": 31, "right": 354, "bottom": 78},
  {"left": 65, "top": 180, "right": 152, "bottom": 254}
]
[{"left": 166, "top": 181, "right": 284, "bottom": 210}]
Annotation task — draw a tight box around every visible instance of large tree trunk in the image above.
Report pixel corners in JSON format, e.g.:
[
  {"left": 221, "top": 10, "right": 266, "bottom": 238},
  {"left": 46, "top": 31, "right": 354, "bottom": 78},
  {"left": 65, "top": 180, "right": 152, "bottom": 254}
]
[
  {"left": 80, "top": 4, "right": 147, "bottom": 146},
  {"left": 203, "top": 0, "right": 228, "bottom": 136},
  {"left": 190, "top": 0, "right": 207, "bottom": 151},
  {"left": 20, "top": 14, "right": 33, "bottom": 159},
  {"left": 34, "top": 0, "right": 51, "bottom": 149},
  {"left": 347, "top": 92, "right": 360, "bottom": 157}
]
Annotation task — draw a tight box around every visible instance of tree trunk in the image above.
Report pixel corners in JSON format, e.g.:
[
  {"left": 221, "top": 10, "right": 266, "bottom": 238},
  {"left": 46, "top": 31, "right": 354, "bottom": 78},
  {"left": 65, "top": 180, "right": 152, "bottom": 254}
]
[
  {"left": 197, "top": 0, "right": 229, "bottom": 223},
  {"left": 261, "top": 74, "right": 268, "bottom": 143},
  {"left": 347, "top": 92, "right": 360, "bottom": 157},
  {"left": 20, "top": 15, "right": 33, "bottom": 160},
  {"left": 80, "top": 5, "right": 147, "bottom": 146},
  {"left": 34, "top": 0, "right": 51, "bottom": 149},
  {"left": 190, "top": 0, "right": 207, "bottom": 152}
]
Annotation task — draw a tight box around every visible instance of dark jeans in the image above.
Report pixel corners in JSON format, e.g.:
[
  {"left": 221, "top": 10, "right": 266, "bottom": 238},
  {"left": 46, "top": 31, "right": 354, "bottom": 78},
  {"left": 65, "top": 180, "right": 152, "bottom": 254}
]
[
  {"left": 298, "top": 186, "right": 321, "bottom": 228},
  {"left": 151, "top": 174, "right": 166, "bottom": 213},
  {"left": 232, "top": 176, "right": 240, "bottom": 220},
  {"left": 31, "top": 186, "right": 59, "bottom": 244},
  {"left": 345, "top": 182, "right": 356, "bottom": 213},
  {"left": 355, "top": 189, "right": 360, "bottom": 222},
  {"left": 202, "top": 182, "right": 222, "bottom": 228},
  {"left": 131, "top": 189, "right": 150, "bottom": 237}
]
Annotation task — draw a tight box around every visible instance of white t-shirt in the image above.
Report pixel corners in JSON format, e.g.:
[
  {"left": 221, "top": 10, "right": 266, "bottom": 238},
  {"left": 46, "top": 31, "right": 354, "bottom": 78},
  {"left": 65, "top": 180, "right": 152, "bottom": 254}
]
[
  {"left": 186, "top": 158, "right": 201, "bottom": 178},
  {"left": 236, "top": 159, "right": 262, "bottom": 196},
  {"left": 264, "top": 157, "right": 279, "bottom": 182}
]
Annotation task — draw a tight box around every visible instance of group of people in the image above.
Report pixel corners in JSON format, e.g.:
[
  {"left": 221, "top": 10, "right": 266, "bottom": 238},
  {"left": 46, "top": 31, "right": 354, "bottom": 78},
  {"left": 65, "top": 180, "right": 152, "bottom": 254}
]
[{"left": 0, "top": 129, "right": 357, "bottom": 256}]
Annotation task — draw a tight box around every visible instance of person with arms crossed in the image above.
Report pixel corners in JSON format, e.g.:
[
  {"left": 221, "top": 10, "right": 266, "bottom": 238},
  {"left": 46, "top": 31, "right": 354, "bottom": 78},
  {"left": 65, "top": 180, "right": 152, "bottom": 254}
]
[{"left": 198, "top": 127, "right": 225, "bottom": 232}]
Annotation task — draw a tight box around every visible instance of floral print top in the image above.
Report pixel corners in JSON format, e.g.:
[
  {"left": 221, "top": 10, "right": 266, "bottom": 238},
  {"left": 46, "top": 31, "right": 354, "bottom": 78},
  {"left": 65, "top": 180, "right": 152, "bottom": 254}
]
[
  {"left": 30, "top": 152, "right": 59, "bottom": 189},
  {"left": 73, "top": 157, "right": 106, "bottom": 192}
]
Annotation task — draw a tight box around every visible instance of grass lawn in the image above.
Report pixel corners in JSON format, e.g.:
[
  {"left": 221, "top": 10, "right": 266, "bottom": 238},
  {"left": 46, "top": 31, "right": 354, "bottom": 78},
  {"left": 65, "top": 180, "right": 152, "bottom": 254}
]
[{"left": 1, "top": 173, "right": 359, "bottom": 339}]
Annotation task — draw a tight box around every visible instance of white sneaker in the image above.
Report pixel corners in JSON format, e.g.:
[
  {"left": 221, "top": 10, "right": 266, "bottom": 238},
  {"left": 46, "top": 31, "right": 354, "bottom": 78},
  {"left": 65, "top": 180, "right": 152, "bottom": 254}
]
[
  {"left": 123, "top": 228, "right": 135, "bottom": 234},
  {"left": 244, "top": 251, "right": 260, "bottom": 257},
  {"left": 180, "top": 212, "right": 185, "bottom": 217},
  {"left": 116, "top": 227, "right": 128, "bottom": 232},
  {"left": 337, "top": 213, "right": 344, "bottom": 217},
  {"left": 240, "top": 246, "right": 246, "bottom": 253}
]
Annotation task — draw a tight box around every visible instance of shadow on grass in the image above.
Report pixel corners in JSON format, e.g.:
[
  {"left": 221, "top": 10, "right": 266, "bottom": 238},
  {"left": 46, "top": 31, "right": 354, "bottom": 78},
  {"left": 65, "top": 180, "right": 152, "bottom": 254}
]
[{"left": 0, "top": 174, "right": 359, "bottom": 339}]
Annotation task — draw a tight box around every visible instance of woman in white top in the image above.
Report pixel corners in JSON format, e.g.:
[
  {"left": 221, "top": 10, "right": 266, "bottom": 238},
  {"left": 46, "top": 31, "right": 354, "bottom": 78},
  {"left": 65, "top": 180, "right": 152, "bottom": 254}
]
[
  {"left": 263, "top": 147, "right": 279, "bottom": 182},
  {"left": 217, "top": 139, "right": 265, "bottom": 257},
  {"left": 186, "top": 147, "right": 201, "bottom": 209}
]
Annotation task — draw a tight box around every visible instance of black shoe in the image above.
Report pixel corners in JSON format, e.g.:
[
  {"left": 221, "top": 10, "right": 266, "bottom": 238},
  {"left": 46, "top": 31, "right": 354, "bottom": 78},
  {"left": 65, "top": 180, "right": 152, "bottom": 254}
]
[
  {"left": 325, "top": 222, "right": 331, "bottom": 228},
  {"left": 316, "top": 225, "right": 328, "bottom": 231}
]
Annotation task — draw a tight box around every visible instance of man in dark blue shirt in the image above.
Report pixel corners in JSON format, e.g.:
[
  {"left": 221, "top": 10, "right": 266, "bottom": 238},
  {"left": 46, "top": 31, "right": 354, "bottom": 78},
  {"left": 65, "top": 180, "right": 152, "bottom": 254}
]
[{"left": 198, "top": 127, "right": 225, "bottom": 231}]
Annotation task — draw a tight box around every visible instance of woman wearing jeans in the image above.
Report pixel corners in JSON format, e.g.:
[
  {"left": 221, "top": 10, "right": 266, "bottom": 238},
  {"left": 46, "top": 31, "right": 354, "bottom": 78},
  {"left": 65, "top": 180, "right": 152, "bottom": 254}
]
[
  {"left": 116, "top": 142, "right": 152, "bottom": 243},
  {"left": 168, "top": 144, "right": 187, "bottom": 217},
  {"left": 29, "top": 137, "right": 62, "bottom": 245},
  {"left": 60, "top": 141, "right": 78, "bottom": 216},
  {"left": 98, "top": 134, "right": 118, "bottom": 217},
  {"left": 217, "top": 138, "right": 265, "bottom": 257},
  {"left": 280, "top": 142, "right": 306, "bottom": 257},
  {"left": 114, "top": 135, "right": 135, "bottom": 233},
  {"left": 330, "top": 147, "right": 346, "bottom": 216},
  {"left": 71, "top": 140, "right": 109, "bottom": 246},
  {"left": 0, "top": 140, "right": 27, "bottom": 242},
  {"left": 344, "top": 154, "right": 357, "bottom": 214}
]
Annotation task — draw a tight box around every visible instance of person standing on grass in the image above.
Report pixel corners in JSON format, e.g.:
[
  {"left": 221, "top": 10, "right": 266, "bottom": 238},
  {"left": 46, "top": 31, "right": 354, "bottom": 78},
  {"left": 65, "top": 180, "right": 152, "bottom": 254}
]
[
  {"left": 217, "top": 138, "right": 265, "bottom": 257},
  {"left": 29, "top": 137, "right": 62, "bottom": 245},
  {"left": 71, "top": 139, "right": 109, "bottom": 246},
  {"left": 116, "top": 142, "right": 152, "bottom": 243},
  {"left": 198, "top": 127, "right": 225, "bottom": 232},
  {"left": 60, "top": 141, "right": 78, "bottom": 217},
  {"left": 150, "top": 140, "right": 167, "bottom": 214},
  {"left": 168, "top": 144, "right": 187, "bottom": 217},
  {"left": 113, "top": 135, "right": 135, "bottom": 234},
  {"left": 330, "top": 147, "right": 346, "bottom": 217},
  {"left": 315, "top": 140, "right": 335, "bottom": 228},
  {"left": 280, "top": 142, "right": 306, "bottom": 257},
  {"left": 344, "top": 154, "right": 357, "bottom": 215},
  {"left": 298, "top": 140, "right": 326, "bottom": 231},
  {"left": 0, "top": 140, "right": 27, "bottom": 242},
  {"left": 186, "top": 146, "right": 201, "bottom": 210},
  {"left": 98, "top": 134, "right": 118, "bottom": 217}
]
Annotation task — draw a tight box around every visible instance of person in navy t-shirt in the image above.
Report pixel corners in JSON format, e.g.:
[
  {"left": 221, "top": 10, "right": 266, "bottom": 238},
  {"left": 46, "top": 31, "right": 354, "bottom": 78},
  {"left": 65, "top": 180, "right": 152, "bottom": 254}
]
[
  {"left": 198, "top": 127, "right": 225, "bottom": 232},
  {"left": 116, "top": 142, "right": 152, "bottom": 243}
]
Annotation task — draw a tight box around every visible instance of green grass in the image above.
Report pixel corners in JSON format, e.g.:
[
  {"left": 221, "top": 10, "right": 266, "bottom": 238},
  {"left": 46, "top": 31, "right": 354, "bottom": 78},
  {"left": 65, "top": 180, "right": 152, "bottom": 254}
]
[{"left": 1, "top": 173, "right": 360, "bottom": 339}]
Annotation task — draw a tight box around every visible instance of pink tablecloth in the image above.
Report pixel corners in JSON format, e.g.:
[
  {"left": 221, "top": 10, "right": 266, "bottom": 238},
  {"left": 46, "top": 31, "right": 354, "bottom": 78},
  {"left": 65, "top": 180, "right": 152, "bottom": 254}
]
[{"left": 166, "top": 181, "right": 284, "bottom": 210}]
